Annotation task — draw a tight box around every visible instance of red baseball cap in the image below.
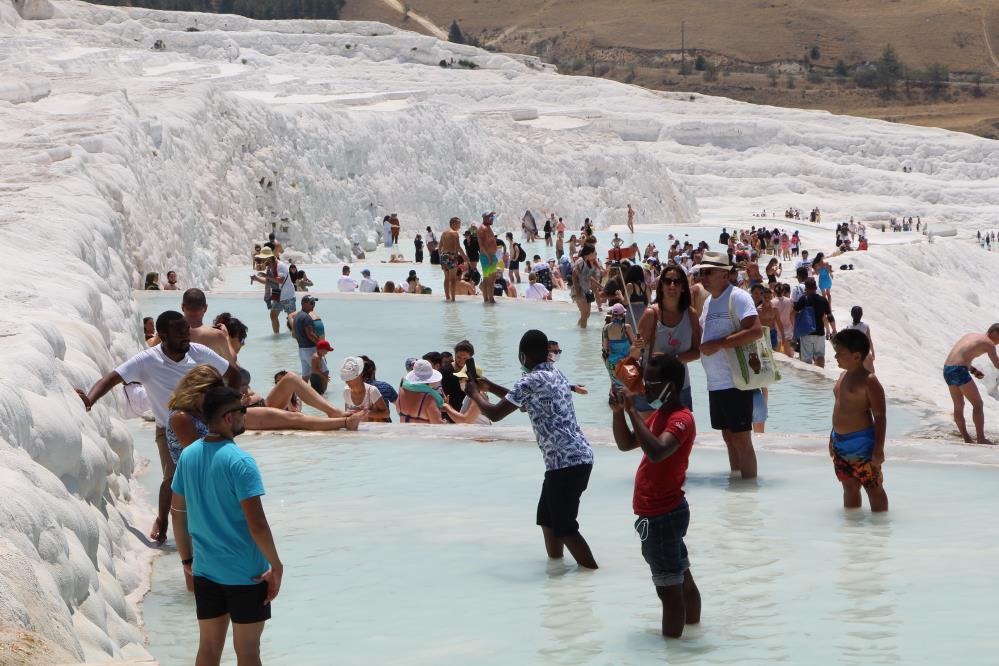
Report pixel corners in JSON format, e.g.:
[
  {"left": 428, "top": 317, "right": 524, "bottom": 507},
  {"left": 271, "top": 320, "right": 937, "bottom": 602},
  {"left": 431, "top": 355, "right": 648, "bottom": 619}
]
[{"left": 317, "top": 340, "right": 333, "bottom": 352}]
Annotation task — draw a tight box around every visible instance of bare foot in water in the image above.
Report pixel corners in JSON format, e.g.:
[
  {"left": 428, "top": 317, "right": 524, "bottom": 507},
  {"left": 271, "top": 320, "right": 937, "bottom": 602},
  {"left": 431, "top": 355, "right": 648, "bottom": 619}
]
[
  {"left": 150, "top": 516, "right": 167, "bottom": 545},
  {"left": 345, "top": 411, "right": 366, "bottom": 430}
]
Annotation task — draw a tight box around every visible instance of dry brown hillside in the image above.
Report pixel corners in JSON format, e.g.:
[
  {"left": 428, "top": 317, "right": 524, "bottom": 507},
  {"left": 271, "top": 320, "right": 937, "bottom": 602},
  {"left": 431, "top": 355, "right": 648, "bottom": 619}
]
[{"left": 342, "top": 0, "right": 999, "bottom": 138}]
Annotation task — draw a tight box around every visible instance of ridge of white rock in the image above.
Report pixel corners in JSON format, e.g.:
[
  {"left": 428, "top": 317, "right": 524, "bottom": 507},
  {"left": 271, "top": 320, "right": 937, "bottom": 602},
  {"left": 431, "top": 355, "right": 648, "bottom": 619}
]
[{"left": 0, "top": 0, "right": 997, "bottom": 661}]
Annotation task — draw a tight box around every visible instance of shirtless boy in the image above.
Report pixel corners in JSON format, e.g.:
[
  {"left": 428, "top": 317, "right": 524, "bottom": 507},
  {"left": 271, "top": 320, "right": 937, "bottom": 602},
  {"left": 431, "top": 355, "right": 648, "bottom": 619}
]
[
  {"left": 438, "top": 217, "right": 468, "bottom": 302},
  {"left": 943, "top": 324, "right": 999, "bottom": 444},
  {"left": 830, "top": 329, "right": 888, "bottom": 512}
]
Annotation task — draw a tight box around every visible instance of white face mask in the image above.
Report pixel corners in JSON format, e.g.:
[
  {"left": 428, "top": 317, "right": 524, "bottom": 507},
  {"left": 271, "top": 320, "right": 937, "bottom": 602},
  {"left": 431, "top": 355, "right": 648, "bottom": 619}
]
[
  {"left": 549, "top": 352, "right": 561, "bottom": 364},
  {"left": 646, "top": 383, "right": 671, "bottom": 411}
]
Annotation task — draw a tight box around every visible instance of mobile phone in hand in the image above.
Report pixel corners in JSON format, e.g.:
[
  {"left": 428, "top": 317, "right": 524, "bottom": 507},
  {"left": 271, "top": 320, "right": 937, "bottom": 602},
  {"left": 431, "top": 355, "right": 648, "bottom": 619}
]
[{"left": 465, "top": 357, "right": 478, "bottom": 381}]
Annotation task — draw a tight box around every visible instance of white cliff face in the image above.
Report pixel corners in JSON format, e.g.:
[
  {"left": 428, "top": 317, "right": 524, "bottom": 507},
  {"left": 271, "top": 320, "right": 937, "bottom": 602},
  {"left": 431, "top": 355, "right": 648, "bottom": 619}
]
[{"left": 0, "top": 0, "right": 997, "bottom": 660}]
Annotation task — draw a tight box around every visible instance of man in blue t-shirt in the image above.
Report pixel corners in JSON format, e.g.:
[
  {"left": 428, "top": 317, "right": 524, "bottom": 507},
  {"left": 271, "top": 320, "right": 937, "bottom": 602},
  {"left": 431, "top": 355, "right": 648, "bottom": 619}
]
[
  {"left": 466, "top": 329, "right": 598, "bottom": 569},
  {"left": 171, "top": 386, "right": 283, "bottom": 665}
]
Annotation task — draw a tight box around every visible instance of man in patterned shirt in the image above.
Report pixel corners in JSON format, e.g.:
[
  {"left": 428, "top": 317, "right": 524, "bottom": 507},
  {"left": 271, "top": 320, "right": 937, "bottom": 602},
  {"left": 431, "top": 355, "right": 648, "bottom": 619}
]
[{"left": 466, "top": 329, "right": 598, "bottom": 569}]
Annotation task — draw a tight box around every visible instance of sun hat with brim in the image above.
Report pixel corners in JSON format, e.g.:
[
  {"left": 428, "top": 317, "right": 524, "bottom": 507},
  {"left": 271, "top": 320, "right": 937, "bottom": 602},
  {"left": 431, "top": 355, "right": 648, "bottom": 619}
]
[
  {"left": 698, "top": 251, "right": 732, "bottom": 270},
  {"left": 405, "top": 359, "right": 442, "bottom": 385},
  {"left": 454, "top": 363, "right": 485, "bottom": 380},
  {"left": 340, "top": 356, "right": 364, "bottom": 381},
  {"left": 255, "top": 247, "right": 276, "bottom": 260}
]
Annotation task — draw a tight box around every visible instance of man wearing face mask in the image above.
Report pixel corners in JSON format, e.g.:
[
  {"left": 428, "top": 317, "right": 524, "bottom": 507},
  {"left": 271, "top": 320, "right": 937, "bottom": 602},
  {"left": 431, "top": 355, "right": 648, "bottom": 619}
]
[
  {"left": 170, "top": 386, "right": 282, "bottom": 665},
  {"left": 609, "top": 354, "right": 700, "bottom": 638},
  {"left": 466, "top": 330, "right": 598, "bottom": 569}
]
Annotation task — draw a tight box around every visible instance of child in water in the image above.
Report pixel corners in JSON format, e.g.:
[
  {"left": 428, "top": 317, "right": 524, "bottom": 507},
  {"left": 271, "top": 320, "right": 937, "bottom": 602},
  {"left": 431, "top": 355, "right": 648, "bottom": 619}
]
[{"left": 830, "top": 329, "right": 888, "bottom": 512}]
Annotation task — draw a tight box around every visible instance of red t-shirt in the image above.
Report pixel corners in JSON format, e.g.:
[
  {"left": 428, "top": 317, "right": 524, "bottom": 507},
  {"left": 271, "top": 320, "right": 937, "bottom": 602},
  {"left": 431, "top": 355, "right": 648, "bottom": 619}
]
[{"left": 632, "top": 407, "right": 696, "bottom": 516}]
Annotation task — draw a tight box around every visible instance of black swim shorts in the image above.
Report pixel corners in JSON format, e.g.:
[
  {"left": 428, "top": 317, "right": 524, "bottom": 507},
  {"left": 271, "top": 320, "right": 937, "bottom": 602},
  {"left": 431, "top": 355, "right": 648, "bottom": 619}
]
[
  {"left": 708, "top": 388, "right": 753, "bottom": 433},
  {"left": 537, "top": 463, "right": 592, "bottom": 537},
  {"left": 194, "top": 576, "right": 272, "bottom": 624}
]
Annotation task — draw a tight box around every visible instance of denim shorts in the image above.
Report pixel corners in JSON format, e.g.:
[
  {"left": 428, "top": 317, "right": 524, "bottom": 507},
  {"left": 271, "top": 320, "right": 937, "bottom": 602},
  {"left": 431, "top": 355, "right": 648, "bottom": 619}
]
[
  {"left": 635, "top": 499, "right": 690, "bottom": 587},
  {"left": 752, "top": 388, "right": 768, "bottom": 424},
  {"left": 269, "top": 297, "right": 296, "bottom": 313}
]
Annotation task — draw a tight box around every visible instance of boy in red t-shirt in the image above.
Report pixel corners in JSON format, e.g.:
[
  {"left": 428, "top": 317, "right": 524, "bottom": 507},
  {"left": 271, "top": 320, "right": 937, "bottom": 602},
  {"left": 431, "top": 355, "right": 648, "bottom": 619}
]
[{"left": 610, "top": 354, "right": 701, "bottom": 638}]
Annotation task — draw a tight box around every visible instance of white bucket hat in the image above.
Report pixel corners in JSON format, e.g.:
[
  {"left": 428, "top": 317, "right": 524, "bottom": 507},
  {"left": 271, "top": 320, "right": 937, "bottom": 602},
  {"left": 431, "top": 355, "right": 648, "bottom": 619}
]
[
  {"left": 340, "top": 356, "right": 364, "bottom": 381},
  {"left": 405, "top": 359, "right": 442, "bottom": 385}
]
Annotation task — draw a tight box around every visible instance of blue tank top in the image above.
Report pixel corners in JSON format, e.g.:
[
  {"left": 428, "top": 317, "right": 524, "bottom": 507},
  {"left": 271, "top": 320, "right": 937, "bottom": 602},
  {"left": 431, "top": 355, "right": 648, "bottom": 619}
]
[{"left": 313, "top": 318, "right": 325, "bottom": 339}]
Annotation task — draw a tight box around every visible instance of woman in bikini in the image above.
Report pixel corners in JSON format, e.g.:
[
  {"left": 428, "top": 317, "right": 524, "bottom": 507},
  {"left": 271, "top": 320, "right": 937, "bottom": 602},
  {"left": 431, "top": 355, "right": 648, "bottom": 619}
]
[
  {"left": 397, "top": 359, "right": 444, "bottom": 423},
  {"left": 438, "top": 217, "right": 467, "bottom": 302}
]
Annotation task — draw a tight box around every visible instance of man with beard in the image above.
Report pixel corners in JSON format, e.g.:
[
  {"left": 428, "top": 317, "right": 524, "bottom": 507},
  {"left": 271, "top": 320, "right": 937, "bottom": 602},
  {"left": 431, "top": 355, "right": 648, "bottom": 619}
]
[
  {"left": 171, "top": 385, "right": 282, "bottom": 666},
  {"left": 76, "top": 310, "right": 241, "bottom": 544}
]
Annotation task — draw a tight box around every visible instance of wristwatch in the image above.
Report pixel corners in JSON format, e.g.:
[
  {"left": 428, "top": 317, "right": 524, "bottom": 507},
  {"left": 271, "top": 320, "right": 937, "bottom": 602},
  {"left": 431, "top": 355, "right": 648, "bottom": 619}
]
[{"left": 181, "top": 557, "right": 194, "bottom": 566}]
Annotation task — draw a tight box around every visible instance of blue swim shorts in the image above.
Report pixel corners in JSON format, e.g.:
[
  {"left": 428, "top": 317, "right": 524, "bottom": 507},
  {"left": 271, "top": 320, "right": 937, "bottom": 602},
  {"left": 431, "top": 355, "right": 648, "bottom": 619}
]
[{"left": 943, "top": 365, "right": 972, "bottom": 387}]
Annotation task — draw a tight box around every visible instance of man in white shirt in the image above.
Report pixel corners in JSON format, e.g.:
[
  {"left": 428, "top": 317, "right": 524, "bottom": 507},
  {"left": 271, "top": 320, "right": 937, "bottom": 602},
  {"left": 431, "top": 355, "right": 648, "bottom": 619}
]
[
  {"left": 76, "top": 311, "right": 241, "bottom": 544},
  {"left": 337, "top": 266, "right": 358, "bottom": 292},
  {"left": 359, "top": 269, "right": 378, "bottom": 293},
  {"left": 696, "top": 252, "right": 763, "bottom": 480},
  {"left": 795, "top": 250, "right": 813, "bottom": 277}
]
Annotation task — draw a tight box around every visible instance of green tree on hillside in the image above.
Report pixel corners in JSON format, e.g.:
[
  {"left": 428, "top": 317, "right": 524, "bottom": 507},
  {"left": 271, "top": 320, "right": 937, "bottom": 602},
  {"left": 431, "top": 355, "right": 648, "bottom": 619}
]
[
  {"left": 924, "top": 62, "right": 949, "bottom": 97},
  {"left": 834, "top": 59, "right": 848, "bottom": 77},
  {"left": 448, "top": 20, "right": 466, "bottom": 45},
  {"left": 875, "top": 44, "right": 903, "bottom": 94}
]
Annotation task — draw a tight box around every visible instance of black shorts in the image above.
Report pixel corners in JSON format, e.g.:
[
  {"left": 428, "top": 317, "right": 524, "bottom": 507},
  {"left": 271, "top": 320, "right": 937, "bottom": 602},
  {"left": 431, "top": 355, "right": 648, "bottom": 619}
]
[
  {"left": 708, "top": 388, "right": 753, "bottom": 433},
  {"left": 193, "top": 575, "right": 271, "bottom": 624},
  {"left": 537, "top": 463, "right": 592, "bottom": 537}
]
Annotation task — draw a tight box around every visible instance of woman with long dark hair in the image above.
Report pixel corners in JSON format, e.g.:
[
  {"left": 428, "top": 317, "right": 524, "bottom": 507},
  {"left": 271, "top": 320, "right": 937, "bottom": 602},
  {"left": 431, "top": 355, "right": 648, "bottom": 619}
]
[{"left": 636, "top": 264, "right": 702, "bottom": 414}]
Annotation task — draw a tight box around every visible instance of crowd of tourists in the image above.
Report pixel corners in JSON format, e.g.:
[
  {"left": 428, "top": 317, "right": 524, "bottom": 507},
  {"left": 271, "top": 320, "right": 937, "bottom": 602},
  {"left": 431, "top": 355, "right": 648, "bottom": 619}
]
[{"left": 72, "top": 202, "right": 999, "bottom": 663}]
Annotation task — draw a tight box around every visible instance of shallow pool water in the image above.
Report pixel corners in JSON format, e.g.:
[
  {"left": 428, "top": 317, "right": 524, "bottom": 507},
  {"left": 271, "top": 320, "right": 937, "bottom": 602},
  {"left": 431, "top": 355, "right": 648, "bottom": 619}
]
[
  {"left": 138, "top": 426, "right": 999, "bottom": 665},
  {"left": 136, "top": 293, "right": 919, "bottom": 436}
]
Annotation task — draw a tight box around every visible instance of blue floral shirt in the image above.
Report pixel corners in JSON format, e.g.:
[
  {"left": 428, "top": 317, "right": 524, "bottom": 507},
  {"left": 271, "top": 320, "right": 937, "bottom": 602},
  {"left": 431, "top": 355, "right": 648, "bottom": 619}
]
[{"left": 506, "top": 362, "right": 594, "bottom": 471}]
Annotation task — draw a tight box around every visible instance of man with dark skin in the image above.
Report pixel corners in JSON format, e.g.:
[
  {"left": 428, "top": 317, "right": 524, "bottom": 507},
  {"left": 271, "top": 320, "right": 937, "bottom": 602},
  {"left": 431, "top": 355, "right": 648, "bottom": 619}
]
[
  {"left": 76, "top": 311, "right": 241, "bottom": 543},
  {"left": 610, "top": 355, "right": 701, "bottom": 638},
  {"left": 466, "top": 330, "right": 598, "bottom": 569},
  {"left": 477, "top": 212, "right": 499, "bottom": 304}
]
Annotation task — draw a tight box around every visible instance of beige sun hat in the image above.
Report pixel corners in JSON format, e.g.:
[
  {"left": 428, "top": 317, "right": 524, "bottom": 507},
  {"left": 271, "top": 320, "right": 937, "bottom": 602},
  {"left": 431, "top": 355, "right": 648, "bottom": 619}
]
[
  {"left": 698, "top": 251, "right": 732, "bottom": 269},
  {"left": 255, "top": 246, "right": 276, "bottom": 260}
]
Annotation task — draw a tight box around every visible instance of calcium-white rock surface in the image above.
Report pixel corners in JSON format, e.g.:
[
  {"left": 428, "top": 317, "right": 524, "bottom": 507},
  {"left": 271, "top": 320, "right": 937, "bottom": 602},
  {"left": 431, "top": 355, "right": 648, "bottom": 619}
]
[{"left": 1, "top": 0, "right": 998, "bottom": 661}]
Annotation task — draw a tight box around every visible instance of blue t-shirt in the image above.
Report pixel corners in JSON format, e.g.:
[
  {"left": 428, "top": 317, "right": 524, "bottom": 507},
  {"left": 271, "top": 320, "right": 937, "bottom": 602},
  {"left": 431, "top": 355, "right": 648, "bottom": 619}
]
[
  {"left": 506, "top": 362, "right": 594, "bottom": 471},
  {"left": 172, "top": 438, "right": 269, "bottom": 585},
  {"left": 293, "top": 311, "right": 316, "bottom": 349}
]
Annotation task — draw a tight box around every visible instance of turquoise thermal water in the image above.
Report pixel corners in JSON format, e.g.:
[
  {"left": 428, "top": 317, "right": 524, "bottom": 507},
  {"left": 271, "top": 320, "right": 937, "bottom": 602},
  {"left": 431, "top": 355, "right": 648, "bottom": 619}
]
[
  {"left": 138, "top": 428, "right": 999, "bottom": 665},
  {"left": 135, "top": 292, "right": 919, "bottom": 436}
]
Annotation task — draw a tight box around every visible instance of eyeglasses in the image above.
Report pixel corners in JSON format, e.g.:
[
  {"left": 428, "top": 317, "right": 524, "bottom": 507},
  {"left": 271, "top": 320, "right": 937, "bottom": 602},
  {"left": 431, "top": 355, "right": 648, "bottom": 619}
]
[
  {"left": 550, "top": 349, "right": 562, "bottom": 354},
  {"left": 224, "top": 405, "right": 247, "bottom": 416}
]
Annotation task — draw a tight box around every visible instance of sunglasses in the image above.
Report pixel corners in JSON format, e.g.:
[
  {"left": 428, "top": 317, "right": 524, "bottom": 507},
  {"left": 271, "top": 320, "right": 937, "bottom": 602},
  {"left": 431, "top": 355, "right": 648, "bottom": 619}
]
[
  {"left": 224, "top": 405, "right": 247, "bottom": 416},
  {"left": 660, "top": 277, "right": 684, "bottom": 286},
  {"left": 550, "top": 349, "right": 562, "bottom": 354}
]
